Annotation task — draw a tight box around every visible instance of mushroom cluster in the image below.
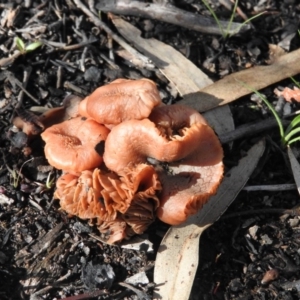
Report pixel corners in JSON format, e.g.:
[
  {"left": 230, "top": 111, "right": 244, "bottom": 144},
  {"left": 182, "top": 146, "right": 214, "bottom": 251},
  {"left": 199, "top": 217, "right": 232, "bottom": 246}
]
[{"left": 40, "top": 78, "right": 223, "bottom": 244}]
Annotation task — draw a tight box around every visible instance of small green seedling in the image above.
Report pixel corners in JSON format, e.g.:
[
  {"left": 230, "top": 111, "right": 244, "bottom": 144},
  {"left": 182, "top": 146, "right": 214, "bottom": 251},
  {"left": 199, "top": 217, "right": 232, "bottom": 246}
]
[
  {"left": 239, "top": 80, "right": 300, "bottom": 147},
  {"left": 45, "top": 171, "right": 55, "bottom": 189},
  {"left": 6, "top": 158, "right": 34, "bottom": 188},
  {"left": 201, "top": 0, "right": 265, "bottom": 38},
  {"left": 7, "top": 167, "right": 19, "bottom": 189},
  {"left": 16, "top": 37, "right": 42, "bottom": 54}
]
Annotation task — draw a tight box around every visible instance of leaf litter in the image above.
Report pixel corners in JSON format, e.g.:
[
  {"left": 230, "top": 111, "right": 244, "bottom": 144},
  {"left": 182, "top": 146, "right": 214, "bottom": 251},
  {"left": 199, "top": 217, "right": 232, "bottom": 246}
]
[{"left": 1, "top": 1, "right": 300, "bottom": 299}]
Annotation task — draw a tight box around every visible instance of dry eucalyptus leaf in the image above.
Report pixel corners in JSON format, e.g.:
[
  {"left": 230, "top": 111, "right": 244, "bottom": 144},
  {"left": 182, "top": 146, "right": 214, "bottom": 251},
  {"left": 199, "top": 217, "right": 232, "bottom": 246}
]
[
  {"left": 154, "top": 140, "right": 266, "bottom": 300},
  {"left": 179, "top": 48, "right": 300, "bottom": 112},
  {"left": 110, "top": 14, "right": 212, "bottom": 94}
]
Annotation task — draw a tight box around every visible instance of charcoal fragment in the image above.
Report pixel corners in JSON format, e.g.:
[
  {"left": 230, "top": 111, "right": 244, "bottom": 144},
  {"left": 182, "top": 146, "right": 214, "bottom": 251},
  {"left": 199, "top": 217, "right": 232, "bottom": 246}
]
[{"left": 82, "top": 260, "right": 115, "bottom": 290}]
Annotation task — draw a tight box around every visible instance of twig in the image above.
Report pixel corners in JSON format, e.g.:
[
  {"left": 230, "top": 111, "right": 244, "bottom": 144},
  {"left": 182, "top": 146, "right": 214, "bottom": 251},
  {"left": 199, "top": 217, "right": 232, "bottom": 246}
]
[
  {"left": 56, "top": 66, "right": 63, "bottom": 88},
  {"left": 17, "top": 66, "right": 32, "bottom": 109},
  {"left": 221, "top": 207, "right": 300, "bottom": 220},
  {"left": 72, "top": 0, "right": 155, "bottom": 69},
  {"left": 64, "top": 81, "right": 87, "bottom": 95},
  {"left": 243, "top": 184, "right": 296, "bottom": 192},
  {"left": 118, "top": 282, "right": 151, "bottom": 300},
  {"left": 3, "top": 71, "right": 40, "bottom": 104},
  {"left": 80, "top": 46, "right": 88, "bottom": 72},
  {"left": 0, "top": 51, "right": 22, "bottom": 68},
  {"left": 219, "top": 118, "right": 290, "bottom": 144},
  {"left": 96, "top": 0, "right": 251, "bottom": 35}
]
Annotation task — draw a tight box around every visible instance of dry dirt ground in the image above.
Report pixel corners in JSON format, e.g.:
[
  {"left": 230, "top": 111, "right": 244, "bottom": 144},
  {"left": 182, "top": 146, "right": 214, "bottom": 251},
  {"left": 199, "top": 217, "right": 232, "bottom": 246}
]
[{"left": 1, "top": 0, "right": 300, "bottom": 299}]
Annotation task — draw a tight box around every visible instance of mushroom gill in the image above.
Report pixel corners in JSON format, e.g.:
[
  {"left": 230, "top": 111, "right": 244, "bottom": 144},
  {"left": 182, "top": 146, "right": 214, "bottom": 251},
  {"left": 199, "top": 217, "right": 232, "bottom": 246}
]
[
  {"left": 41, "top": 116, "right": 110, "bottom": 173},
  {"left": 55, "top": 171, "right": 109, "bottom": 220},
  {"left": 54, "top": 164, "right": 161, "bottom": 243},
  {"left": 79, "top": 78, "right": 162, "bottom": 126}
]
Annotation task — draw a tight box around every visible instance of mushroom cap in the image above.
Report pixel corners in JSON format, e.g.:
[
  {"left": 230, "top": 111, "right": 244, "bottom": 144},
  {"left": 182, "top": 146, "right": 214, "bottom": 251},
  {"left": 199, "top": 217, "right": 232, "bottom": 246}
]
[
  {"left": 79, "top": 78, "right": 162, "bottom": 126},
  {"left": 13, "top": 115, "right": 44, "bottom": 136},
  {"left": 41, "top": 116, "right": 110, "bottom": 173},
  {"left": 156, "top": 123, "right": 223, "bottom": 225},
  {"left": 103, "top": 104, "right": 209, "bottom": 174}
]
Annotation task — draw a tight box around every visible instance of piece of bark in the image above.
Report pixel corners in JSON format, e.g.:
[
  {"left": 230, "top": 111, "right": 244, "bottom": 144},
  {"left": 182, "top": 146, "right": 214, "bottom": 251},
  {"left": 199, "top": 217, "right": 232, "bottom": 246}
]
[
  {"left": 30, "top": 222, "right": 64, "bottom": 255},
  {"left": 97, "top": 0, "right": 250, "bottom": 36},
  {"left": 110, "top": 14, "right": 212, "bottom": 93}
]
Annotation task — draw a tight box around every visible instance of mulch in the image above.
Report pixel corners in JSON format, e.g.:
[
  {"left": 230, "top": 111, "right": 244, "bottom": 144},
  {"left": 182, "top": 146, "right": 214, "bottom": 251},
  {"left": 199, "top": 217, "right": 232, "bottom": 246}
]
[{"left": 1, "top": 0, "right": 300, "bottom": 299}]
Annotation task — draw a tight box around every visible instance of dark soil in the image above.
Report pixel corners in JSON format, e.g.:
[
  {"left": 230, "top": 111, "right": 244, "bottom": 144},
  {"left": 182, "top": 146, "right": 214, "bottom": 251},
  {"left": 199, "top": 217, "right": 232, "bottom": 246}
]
[{"left": 1, "top": 0, "right": 300, "bottom": 299}]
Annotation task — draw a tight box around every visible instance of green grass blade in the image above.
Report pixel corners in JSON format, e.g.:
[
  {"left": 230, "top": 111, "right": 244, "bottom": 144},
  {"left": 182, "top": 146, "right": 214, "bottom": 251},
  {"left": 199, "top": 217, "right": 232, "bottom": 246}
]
[
  {"left": 225, "top": 0, "right": 239, "bottom": 38},
  {"left": 285, "top": 127, "right": 300, "bottom": 143},
  {"left": 287, "top": 136, "right": 300, "bottom": 145},
  {"left": 284, "top": 114, "right": 300, "bottom": 136},
  {"left": 201, "top": 0, "right": 225, "bottom": 37},
  {"left": 290, "top": 76, "right": 300, "bottom": 89},
  {"left": 237, "top": 80, "right": 285, "bottom": 140},
  {"left": 231, "top": 11, "right": 266, "bottom": 37}
]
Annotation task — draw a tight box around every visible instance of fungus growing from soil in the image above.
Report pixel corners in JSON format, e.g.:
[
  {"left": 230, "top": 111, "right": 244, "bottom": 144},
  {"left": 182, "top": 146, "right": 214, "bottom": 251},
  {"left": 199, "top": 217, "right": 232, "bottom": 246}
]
[
  {"left": 13, "top": 95, "right": 82, "bottom": 137},
  {"left": 104, "top": 104, "right": 223, "bottom": 225},
  {"left": 40, "top": 78, "right": 223, "bottom": 243},
  {"left": 41, "top": 117, "right": 110, "bottom": 173}
]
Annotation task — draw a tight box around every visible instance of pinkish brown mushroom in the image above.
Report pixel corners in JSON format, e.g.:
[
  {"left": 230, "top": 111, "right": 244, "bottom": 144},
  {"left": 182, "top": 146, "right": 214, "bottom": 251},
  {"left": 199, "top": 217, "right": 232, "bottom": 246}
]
[
  {"left": 103, "top": 104, "right": 223, "bottom": 225},
  {"left": 13, "top": 95, "right": 82, "bottom": 137},
  {"left": 78, "top": 78, "right": 162, "bottom": 127},
  {"left": 41, "top": 116, "right": 110, "bottom": 173},
  {"left": 103, "top": 104, "right": 208, "bottom": 173}
]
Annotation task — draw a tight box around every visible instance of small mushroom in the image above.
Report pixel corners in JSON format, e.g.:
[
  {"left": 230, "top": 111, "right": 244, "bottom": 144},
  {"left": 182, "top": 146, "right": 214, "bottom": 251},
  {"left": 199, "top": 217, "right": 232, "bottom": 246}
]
[
  {"left": 12, "top": 94, "right": 82, "bottom": 137},
  {"left": 39, "top": 94, "right": 82, "bottom": 127},
  {"left": 13, "top": 107, "right": 45, "bottom": 136},
  {"left": 103, "top": 104, "right": 223, "bottom": 225},
  {"left": 79, "top": 78, "right": 162, "bottom": 127},
  {"left": 97, "top": 218, "right": 128, "bottom": 244},
  {"left": 41, "top": 117, "right": 110, "bottom": 173}
]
